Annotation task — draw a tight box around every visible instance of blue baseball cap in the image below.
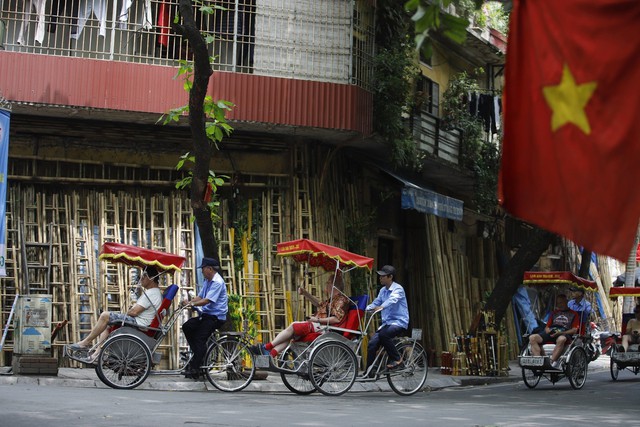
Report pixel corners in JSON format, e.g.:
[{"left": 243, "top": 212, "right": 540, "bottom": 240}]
[{"left": 198, "top": 257, "right": 220, "bottom": 269}]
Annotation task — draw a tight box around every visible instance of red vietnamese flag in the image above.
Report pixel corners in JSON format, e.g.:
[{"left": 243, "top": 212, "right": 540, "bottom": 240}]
[{"left": 500, "top": 0, "right": 640, "bottom": 261}]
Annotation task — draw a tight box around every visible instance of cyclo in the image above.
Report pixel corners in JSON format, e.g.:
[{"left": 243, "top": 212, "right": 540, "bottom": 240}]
[
  {"left": 608, "top": 286, "right": 640, "bottom": 380},
  {"left": 65, "top": 242, "right": 255, "bottom": 391},
  {"left": 518, "top": 271, "right": 598, "bottom": 390},
  {"left": 252, "top": 238, "right": 428, "bottom": 396}
]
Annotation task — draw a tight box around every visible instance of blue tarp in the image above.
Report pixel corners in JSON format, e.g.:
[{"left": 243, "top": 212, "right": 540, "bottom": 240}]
[{"left": 513, "top": 286, "right": 538, "bottom": 334}]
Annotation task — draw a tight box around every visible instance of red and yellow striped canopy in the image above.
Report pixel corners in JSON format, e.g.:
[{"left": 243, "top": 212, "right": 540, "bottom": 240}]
[
  {"left": 523, "top": 271, "right": 597, "bottom": 292},
  {"left": 99, "top": 242, "right": 186, "bottom": 273},
  {"left": 276, "top": 239, "right": 373, "bottom": 272},
  {"left": 609, "top": 287, "right": 640, "bottom": 298}
]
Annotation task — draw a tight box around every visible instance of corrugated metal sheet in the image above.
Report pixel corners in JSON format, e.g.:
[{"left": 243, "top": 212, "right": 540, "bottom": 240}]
[{"left": 0, "top": 53, "right": 372, "bottom": 135}]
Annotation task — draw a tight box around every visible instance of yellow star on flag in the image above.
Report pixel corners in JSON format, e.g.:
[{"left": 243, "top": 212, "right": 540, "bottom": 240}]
[{"left": 542, "top": 64, "right": 597, "bottom": 134}]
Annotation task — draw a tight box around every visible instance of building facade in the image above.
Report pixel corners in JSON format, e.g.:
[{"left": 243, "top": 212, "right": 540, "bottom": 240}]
[{"left": 0, "top": 1, "right": 512, "bottom": 367}]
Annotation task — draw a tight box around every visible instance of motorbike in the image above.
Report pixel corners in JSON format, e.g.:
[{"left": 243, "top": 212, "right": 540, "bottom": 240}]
[{"left": 584, "top": 322, "right": 602, "bottom": 361}]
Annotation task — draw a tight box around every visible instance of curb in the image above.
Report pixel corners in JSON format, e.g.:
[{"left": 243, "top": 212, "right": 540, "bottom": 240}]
[{"left": 0, "top": 357, "right": 609, "bottom": 392}]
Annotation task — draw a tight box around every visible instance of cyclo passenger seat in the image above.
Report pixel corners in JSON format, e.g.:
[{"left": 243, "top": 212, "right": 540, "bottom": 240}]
[
  {"left": 145, "top": 284, "right": 179, "bottom": 338},
  {"left": 108, "top": 284, "right": 179, "bottom": 338},
  {"left": 298, "top": 294, "right": 368, "bottom": 342},
  {"left": 342, "top": 295, "right": 368, "bottom": 339}
]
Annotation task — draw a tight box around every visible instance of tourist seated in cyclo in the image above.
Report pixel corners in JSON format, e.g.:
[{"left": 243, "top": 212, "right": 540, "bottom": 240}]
[
  {"left": 622, "top": 305, "right": 640, "bottom": 352},
  {"left": 249, "top": 273, "right": 351, "bottom": 359},
  {"left": 68, "top": 265, "right": 163, "bottom": 362},
  {"left": 528, "top": 294, "right": 580, "bottom": 369}
]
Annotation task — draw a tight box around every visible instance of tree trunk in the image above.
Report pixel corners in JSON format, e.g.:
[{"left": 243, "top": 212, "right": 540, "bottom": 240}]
[
  {"left": 173, "top": 0, "right": 218, "bottom": 260},
  {"left": 484, "top": 227, "right": 555, "bottom": 326},
  {"left": 578, "top": 250, "right": 592, "bottom": 279}
]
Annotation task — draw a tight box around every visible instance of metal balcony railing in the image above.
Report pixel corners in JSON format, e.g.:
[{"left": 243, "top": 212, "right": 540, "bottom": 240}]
[
  {"left": 0, "top": 0, "right": 375, "bottom": 90},
  {"left": 412, "top": 109, "right": 461, "bottom": 165}
]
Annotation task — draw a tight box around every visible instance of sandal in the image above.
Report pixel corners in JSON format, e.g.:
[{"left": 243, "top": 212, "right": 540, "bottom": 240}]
[
  {"left": 386, "top": 360, "right": 404, "bottom": 370},
  {"left": 68, "top": 343, "right": 89, "bottom": 351}
]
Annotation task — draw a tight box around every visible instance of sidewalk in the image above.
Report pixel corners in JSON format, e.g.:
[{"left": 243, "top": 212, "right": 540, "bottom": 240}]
[{"left": 0, "top": 356, "right": 610, "bottom": 393}]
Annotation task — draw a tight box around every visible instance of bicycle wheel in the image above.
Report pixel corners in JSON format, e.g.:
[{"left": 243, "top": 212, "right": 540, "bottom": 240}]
[
  {"left": 521, "top": 368, "right": 541, "bottom": 388},
  {"left": 386, "top": 341, "right": 428, "bottom": 396},
  {"left": 204, "top": 337, "right": 255, "bottom": 392},
  {"left": 610, "top": 346, "right": 619, "bottom": 380},
  {"left": 279, "top": 348, "right": 316, "bottom": 395},
  {"left": 567, "top": 347, "right": 588, "bottom": 390},
  {"left": 308, "top": 341, "right": 357, "bottom": 396},
  {"left": 95, "top": 334, "right": 151, "bottom": 390},
  {"left": 519, "top": 344, "right": 541, "bottom": 389}
]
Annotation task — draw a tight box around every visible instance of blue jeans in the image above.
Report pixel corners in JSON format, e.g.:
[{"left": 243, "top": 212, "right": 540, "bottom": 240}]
[{"left": 367, "top": 324, "right": 406, "bottom": 367}]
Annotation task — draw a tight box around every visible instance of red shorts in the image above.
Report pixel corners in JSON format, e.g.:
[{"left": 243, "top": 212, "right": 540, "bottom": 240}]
[{"left": 292, "top": 321, "right": 321, "bottom": 337}]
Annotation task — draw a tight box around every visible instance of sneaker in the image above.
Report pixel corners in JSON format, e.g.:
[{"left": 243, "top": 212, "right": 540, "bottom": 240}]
[
  {"left": 550, "top": 360, "right": 561, "bottom": 370},
  {"left": 249, "top": 344, "right": 270, "bottom": 356}
]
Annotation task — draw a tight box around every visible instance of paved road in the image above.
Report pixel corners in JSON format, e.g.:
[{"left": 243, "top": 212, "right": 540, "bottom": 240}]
[{"left": 1, "top": 360, "right": 638, "bottom": 427}]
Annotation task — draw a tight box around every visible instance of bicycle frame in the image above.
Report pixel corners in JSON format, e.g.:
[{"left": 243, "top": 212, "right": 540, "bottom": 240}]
[{"left": 257, "top": 309, "right": 422, "bottom": 380}]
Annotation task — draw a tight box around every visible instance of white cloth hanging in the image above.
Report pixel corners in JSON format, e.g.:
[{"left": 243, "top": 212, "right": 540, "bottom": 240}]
[
  {"left": 17, "top": 0, "right": 47, "bottom": 45},
  {"left": 71, "top": 0, "right": 108, "bottom": 40}
]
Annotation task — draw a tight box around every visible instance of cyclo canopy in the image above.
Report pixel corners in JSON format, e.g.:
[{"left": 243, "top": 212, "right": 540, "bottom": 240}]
[
  {"left": 99, "top": 242, "right": 186, "bottom": 273},
  {"left": 276, "top": 238, "right": 373, "bottom": 272},
  {"left": 523, "top": 271, "right": 597, "bottom": 293}
]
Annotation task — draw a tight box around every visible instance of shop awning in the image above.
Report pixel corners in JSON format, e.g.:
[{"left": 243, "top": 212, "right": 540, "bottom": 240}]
[
  {"left": 401, "top": 186, "right": 464, "bottom": 221},
  {"left": 380, "top": 169, "right": 463, "bottom": 221}
]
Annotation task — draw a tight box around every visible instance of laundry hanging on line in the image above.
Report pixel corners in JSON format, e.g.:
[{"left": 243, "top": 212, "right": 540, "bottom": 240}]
[{"left": 468, "top": 92, "right": 502, "bottom": 134}]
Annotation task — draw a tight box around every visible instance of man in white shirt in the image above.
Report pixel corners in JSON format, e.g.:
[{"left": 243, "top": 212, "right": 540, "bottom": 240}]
[{"left": 69, "top": 265, "right": 163, "bottom": 351}]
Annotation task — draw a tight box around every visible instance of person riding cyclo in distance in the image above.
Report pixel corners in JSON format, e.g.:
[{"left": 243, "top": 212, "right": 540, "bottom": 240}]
[
  {"left": 528, "top": 293, "right": 580, "bottom": 369},
  {"left": 568, "top": 287, "right": 592, "bottom": 331},
  {"left": 621, "top": 304, "right": 640, "bottom": 352}
]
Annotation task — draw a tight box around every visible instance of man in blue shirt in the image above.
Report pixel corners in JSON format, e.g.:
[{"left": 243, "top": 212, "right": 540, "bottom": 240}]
[
  {"left": 181, "top": 257, "right": 228, "bottom": 379},
  {"left": 568, "top": 288, "right": 592, "bottom": 328},
  {"left": 366, "top": 265, "right": 409, "bottom": 372}
]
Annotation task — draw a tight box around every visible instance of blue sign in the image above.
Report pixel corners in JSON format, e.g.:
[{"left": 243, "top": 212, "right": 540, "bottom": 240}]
[
  {"left": 401, "top": 187, "right": 463, "bottom": 221},
  {"left": 0, "top": 109, "right": 8, "bottom": 277}
]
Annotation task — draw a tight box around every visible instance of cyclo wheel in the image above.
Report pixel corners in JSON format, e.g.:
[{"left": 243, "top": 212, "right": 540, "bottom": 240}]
[
  {"left": 519, "top": 345, "right": 541, "bottom": 389},
  {"left": 204, "top": 336, "right": 255, "bottom": 392},
  {"left": 308, "top": 341, "right": 357, "bottom": 396},
  {"left": 610, "top": 346, "right": 619, "bottom": 380},
  {"left": 521, "top": 368, "right": 542, "bottom": 388},
  {"left": 567, "top": 347, "right": 588, "bottom": 390},
  {"left": 95, "top": 334, "right": 151, "bottom": 390},
  {"left": 386, "top": 341, "right": 428, "bottom": 396},
  {"left": 279, "top": 348, "right": 316, "bottom": 395}
]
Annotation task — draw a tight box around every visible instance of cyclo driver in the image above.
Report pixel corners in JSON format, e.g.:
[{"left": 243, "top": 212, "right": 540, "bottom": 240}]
[{"left": 528, "top": 294, "right": 580, "bottom": 369}]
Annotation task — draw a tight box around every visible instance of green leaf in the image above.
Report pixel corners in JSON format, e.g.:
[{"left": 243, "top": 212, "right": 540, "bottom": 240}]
[
  {"left": 220, "top": 123, "right": 234, "bottom": 134},
  {"left": 213, "top": 126, "right": 223, "bottom": 141},
  {"left": 411, "top": 4, "right": 427, "bottom": 22},
  {"left": 404, "top": 0, "right": 419, "bottom": 11},
  {"left": 213, "top": 109, "right": 226, "bottom": 122},
  {"left": 175, "top": 176, "right": 192, "bottom": 189},
  {"left": 441, "top": 13, "right": 469, "bottom": 44},
  {"left": 217, "top": 100, "right": 234, "bottom": 109}
]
